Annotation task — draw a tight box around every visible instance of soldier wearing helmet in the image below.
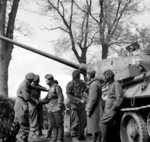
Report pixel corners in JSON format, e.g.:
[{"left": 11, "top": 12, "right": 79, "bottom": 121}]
[
  {"left": 100, "top": 69, "right": 123, "bottom": 142},
  {"left": 28, "top": 74, "right": 48, "bottom": 137},
  {"left": 14, "top": 73, "right": 38, "bottom": 142},
  {"left": 40, "top": 74, "right": 64, "bottom": 142},
  {"left": 66, "top": 70, "right": 87, "bottom": 142}
]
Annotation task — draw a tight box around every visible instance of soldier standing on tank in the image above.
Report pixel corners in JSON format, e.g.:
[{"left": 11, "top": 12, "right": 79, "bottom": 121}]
[
  {"left": 14, "top": 73, "right": 38, "bottom": 142},
  {"left": 40, "top": 74, "right": 64, "bottom": 142},
  {"left": 85, "top": 68, "right": 104, "bottom": 142},
  {"left": 28, "top": 74, "right": 48, "bottom": 137},
  {"left": 66, "top": 70, "right": 87, "bottom": 142},
  {"left": 100, "top": 70, "right": 123, "bottom": 142}
]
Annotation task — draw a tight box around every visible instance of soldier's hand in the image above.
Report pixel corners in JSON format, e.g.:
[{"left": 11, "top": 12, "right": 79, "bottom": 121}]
[
  {"left": 57, "top": 104, "right": 62, "bottom": 110},
  {"left": 80, "top": 99, "right": 85, "bottom": 103},
  {"left": 86, "top": 111, "right": 90, "bottom": 116}
]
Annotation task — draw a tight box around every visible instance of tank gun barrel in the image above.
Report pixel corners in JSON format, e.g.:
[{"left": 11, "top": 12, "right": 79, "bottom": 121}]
[{"left": 0, "top": 35, "right": 79, "bottom": 69}]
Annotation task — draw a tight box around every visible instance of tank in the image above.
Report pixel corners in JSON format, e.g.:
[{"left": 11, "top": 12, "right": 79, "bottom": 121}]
[{"left": 0, "top": 35, "right": 150, "bottom": 142}]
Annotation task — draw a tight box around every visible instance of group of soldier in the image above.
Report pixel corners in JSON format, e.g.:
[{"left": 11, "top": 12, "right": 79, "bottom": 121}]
[{"left": 13, "top": 68, "right": 123, "bottom": 142}]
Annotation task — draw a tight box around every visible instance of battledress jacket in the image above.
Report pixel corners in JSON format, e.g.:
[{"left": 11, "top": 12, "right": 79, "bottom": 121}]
[
  {"left": 17, "top": 79, "right": 38, "bottom": 105},
  {"left": 40, "top": 83, "right": 64, "bottom": 112},
  {"left": 66, "top": 79, "right": 86, "bottom": 110},
  {"left": 101, "top": 81, "right": 123, "bottom": 124},
  {"left": 86, "top": 78, "right": 103, "bottom": 134}
]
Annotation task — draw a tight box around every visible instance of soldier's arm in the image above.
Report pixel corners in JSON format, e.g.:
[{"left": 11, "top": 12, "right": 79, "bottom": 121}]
[
  {"left": 112, "top": 82, "right": 123, "bottom": 110},
  {"left": 85, "top": 82, "right": 98, "bottom": 115},
  {"left": 31, "top": 84, "right": 48, "bottom": 92},
  {"left": 66, "top": 82, "right": 81, "bottom": 104},
  {"left": 39, "top": 94, "right": 50, "bottom": 105},
  {"left": 56, "top": 85, "right": 64, "bottom": 104}
]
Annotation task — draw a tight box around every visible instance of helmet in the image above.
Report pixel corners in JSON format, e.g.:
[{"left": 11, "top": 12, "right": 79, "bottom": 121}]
[
  {"left": 72, "top": 70, "right": 80, "bottom": 79},
  {"left": 25, "top": 73, "right": 35, "bottom": 80},
  {"left": 45, "top": 74, "right": 54, "bottom": 80}
]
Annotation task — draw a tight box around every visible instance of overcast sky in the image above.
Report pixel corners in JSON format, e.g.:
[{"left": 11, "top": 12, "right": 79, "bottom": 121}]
[{"left": 8, "top": 0, "right": 150, "bottom": 99}]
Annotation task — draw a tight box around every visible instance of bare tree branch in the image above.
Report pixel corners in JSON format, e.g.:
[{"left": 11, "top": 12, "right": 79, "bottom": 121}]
[
  {"left": 73, "top": 0, "right": 87, "bottom": 13},
  {"left": 87, "top": 30, "right": 99, "bottom": 47},
  {"left": 88, "top": 0, "right": 100, "bottom": 25},
  {"left": 83, "top": 7, "right": 90, "bottom": 48},
  {"left": 70, "top": 0, "right": 74, "bottom": 27},
  {"left": 110, "top": 1, "right": 131, "bottom": 37},
  {"left": 41, "top": 26, "right": 69, "bottom": 33},
  {"left": 59, "top": 0, "right": 65, "bottom": 17}
]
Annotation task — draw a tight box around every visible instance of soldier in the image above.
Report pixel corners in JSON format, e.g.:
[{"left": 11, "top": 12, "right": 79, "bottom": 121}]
[
  {"left": 100, "top": 70, "right": 123, "bottom": 142},
  {"left": 85, "top": 68, "right": 104, "bottom": 142},
  {"left": 29, "top": 74, "right": 48, "bottom": 137},
  {"left": 40, "top": 74, "right": 64, "bottom": 142},
  {"left": 66, "top": 70, "right": 87, "bottom": 142},
  {"left": 45, "top": 79, "right": 60, "bottom": 138},
  {"left": 14, "top": 73, "right": 38, "bottom": 142}
]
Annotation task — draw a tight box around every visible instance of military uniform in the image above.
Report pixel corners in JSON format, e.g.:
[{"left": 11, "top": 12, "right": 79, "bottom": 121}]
[
  {"left": 66, "top": 79, "right": 86, "bottom": 139},
  {"left": 100, "top": 81, "right": 123, "bottom": 142},
  {"left": 14, "top": 73, "right": 37, "bottom": 142},
  {"left": 29, "top": 83, "right": 48, "bottom": 135},
  {"left": 41, "top": 81, "right": 64, "bottom": 142},
  {"left": 86, "top": 78, "right": 103, "bottom": 134}
]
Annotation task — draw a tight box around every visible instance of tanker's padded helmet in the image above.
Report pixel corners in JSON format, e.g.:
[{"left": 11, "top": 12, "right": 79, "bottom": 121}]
[
  {"left": 25, "top": 73, "right": 36, "bottom": 80},
  {"left": 72, "top": 70, "right": 80, "bottom": 79},
  {"left": 45, "top": 74, "right": 54, "bottom": 80},
  {"left": 103, "top": 69, "right": 115, "bottom": 81},
  {"left": 34, "top": 74, "right": 40, "bottom": 82},
  {"left": 87, "top": 68, "right": 96, "bottom": 78}
]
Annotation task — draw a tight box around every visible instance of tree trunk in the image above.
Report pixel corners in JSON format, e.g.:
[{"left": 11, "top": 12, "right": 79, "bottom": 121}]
[
  {"left": 0, "top": 0, "right": 20, "bottom": 97},
  {"left": 101, "top": 42, "right": 109, "bottom": 59}
]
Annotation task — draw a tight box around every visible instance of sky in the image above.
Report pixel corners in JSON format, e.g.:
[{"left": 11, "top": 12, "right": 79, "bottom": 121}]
[{"left": 8, "top": 0, "right": 150, "bottom": 99}]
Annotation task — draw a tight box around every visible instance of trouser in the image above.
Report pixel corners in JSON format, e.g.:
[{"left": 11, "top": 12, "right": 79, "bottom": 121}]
[
  {"left": 70, "top": 109, "right": 79, "bottom": 137},
  {"left": 28, "top": 103, "right": 38, "bottom": 132},
  {"left": 48, "top": 111, "right": 64, "bottom": 141},
  {"left": 47, "top": 122, "right": 53, "bottom": 137},
  {"left": 14, "top": 97, "right": 29, "bottom": 142},
  {"left": 37, "top": 104, "right": 43, "bottom": 132},
  {"left": 100, "top": 109, "right": 117, "bottom": 142},
  {"left": 77, "top": 108, "right": 86, "bottom": 136}
]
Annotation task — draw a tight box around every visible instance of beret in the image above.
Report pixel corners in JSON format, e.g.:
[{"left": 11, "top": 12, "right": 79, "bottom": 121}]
[
  {"left": 45, "top": 74, "right": 54, "bottom": 79},
  {"left": 25, "top": 73, "right": 36, "bottom": 80},
  {"left": 72, "top": 70, "right": 80, "bottom": 79},
  {"left": 34, "top": 74, "right": 40, "bottom": 82},
  {"left": 87, "top": 68, "right": 96, "bottom": 77}
]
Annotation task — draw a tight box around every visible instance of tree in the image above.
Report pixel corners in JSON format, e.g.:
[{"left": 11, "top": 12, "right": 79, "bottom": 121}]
[
  {"left": 40, "top": 0, "right": 98, "bottom": 64},
  {"left": 87, "top": 0, "right": 144, "bottom": 59},
  {"left": 0, "top": 0, "right": 20, "bottom": 96}
]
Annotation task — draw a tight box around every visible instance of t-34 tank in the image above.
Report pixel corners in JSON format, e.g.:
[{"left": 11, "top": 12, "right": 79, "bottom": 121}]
[{"left": 0, "top": 35, "right": 150, "bottom": 142}]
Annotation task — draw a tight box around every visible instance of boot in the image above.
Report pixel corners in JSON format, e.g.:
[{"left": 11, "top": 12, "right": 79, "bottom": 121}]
[
  {"left": 50, "top": 127, "right": 58, "bottom": 142},
  {"left": 78, "top": 133, "right": 86, "bottom": 140},
  {"left": 45, "top": 125, "right": 53, "bottom": 138}
]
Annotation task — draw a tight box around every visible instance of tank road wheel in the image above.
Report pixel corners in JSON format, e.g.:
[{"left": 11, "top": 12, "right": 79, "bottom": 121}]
[
  {"left": 147, "top": 113, "right": 150, "bottom": 137},
  {"left": 120, "top": 112, "right": 148, "bottom": 142}
]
